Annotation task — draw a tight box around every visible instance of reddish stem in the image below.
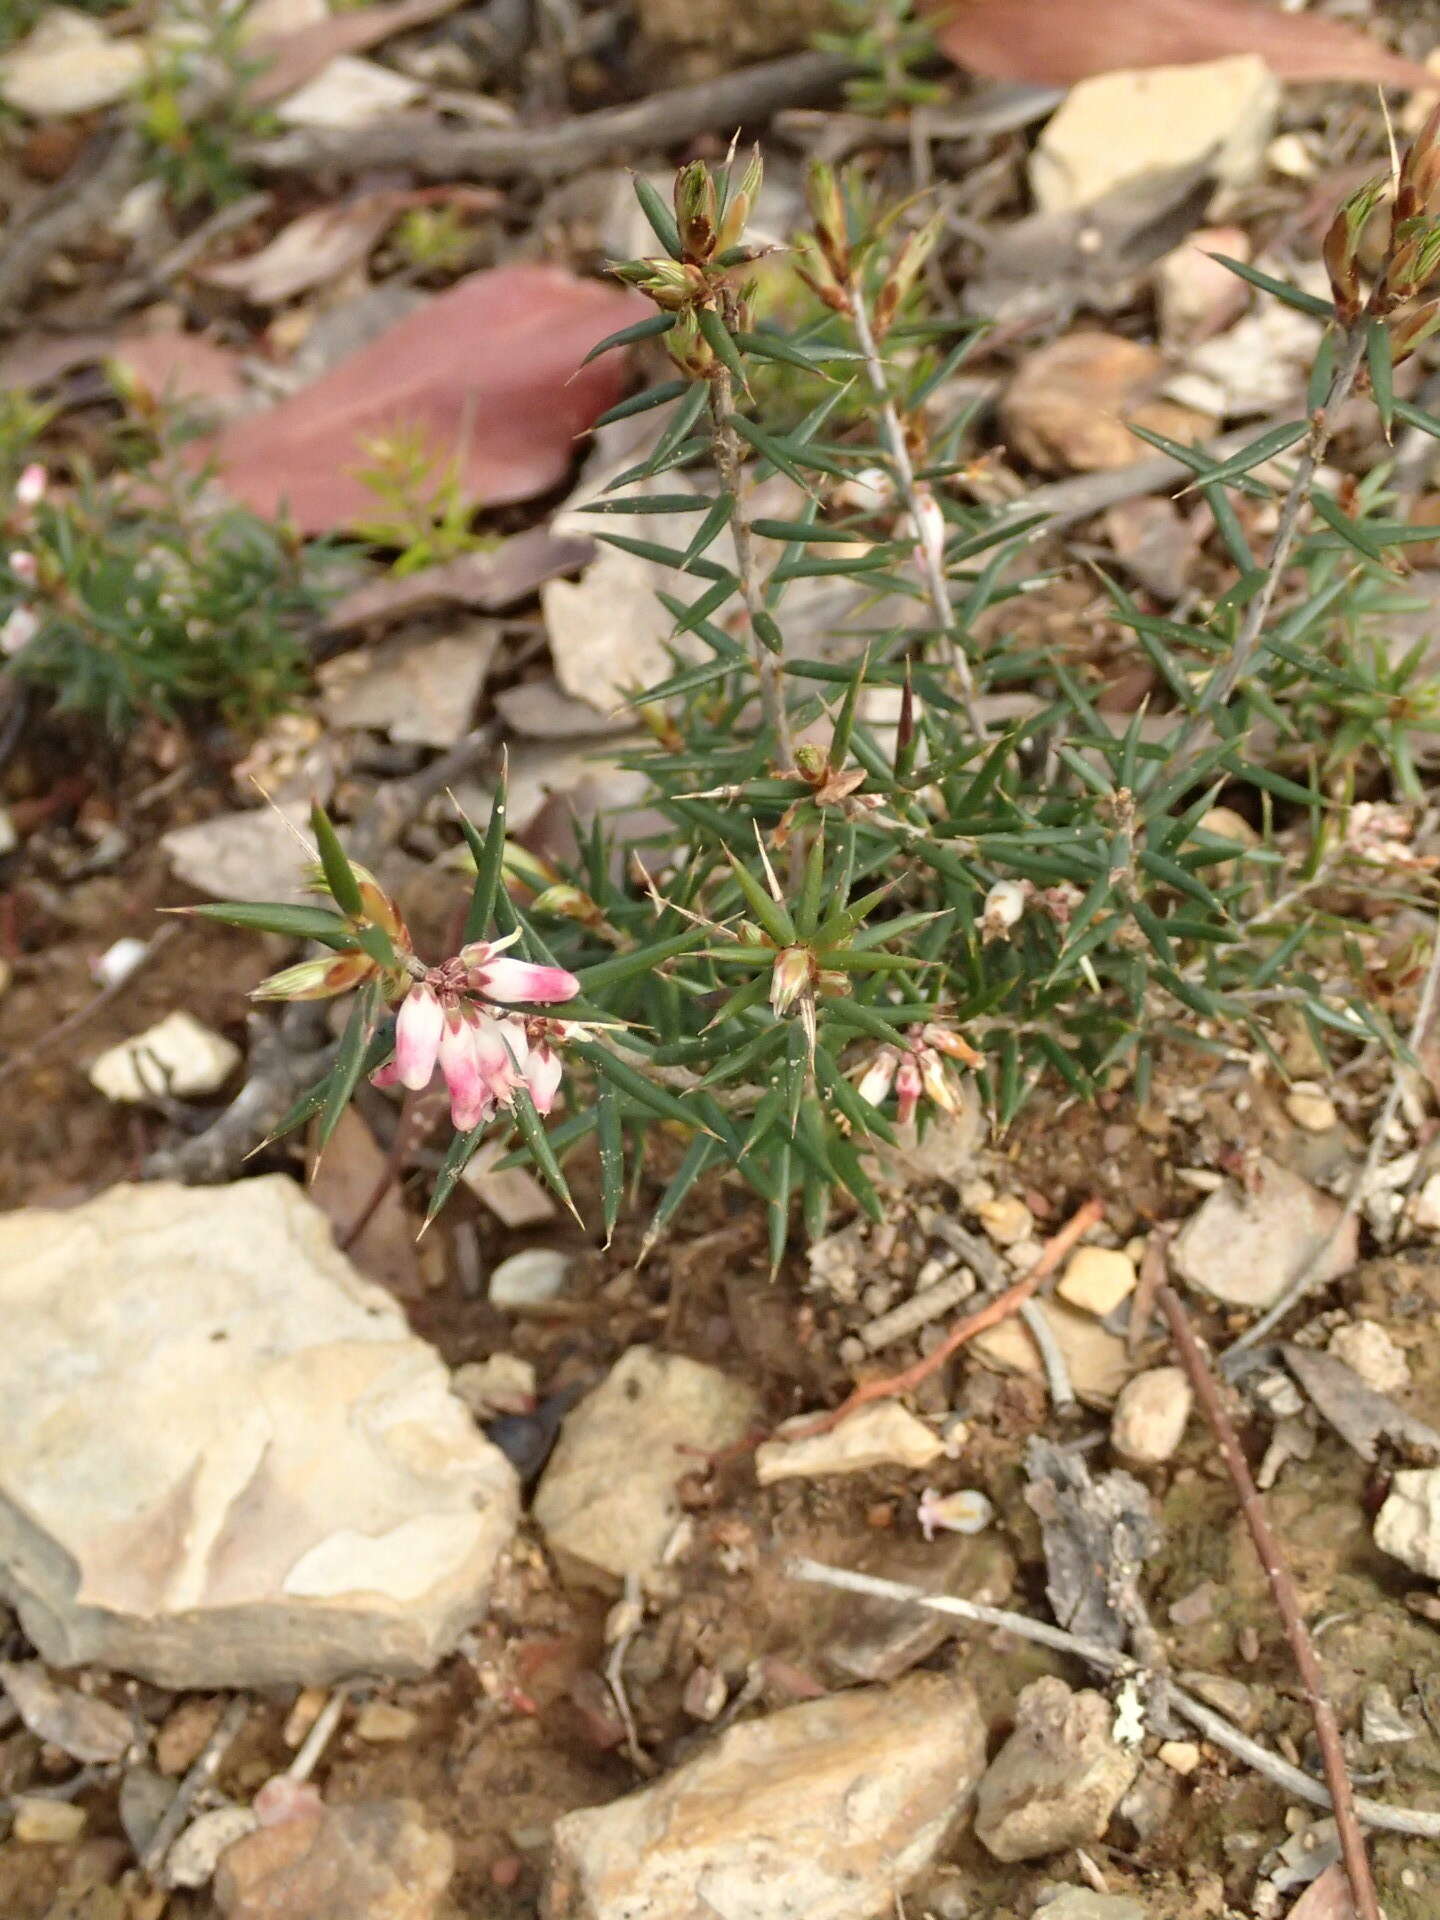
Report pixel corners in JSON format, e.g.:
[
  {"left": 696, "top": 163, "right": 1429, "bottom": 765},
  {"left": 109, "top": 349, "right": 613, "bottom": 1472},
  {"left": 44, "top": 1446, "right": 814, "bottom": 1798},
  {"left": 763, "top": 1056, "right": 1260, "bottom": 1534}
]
[{"left": 1157, "top": 1284, "right": 1381, "bottom": 1920}]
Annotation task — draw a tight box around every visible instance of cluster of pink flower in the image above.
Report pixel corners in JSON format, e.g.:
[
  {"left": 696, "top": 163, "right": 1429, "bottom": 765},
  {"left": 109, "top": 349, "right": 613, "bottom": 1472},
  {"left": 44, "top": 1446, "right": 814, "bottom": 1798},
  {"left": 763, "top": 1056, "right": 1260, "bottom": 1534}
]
[
  {"left": 377, "top": 933, "right": 580, "bottom": 1133},
  {"left": 3, "top": 463, "right": 45, "bottom": 657},
  {"left": 855, "top": 1020, "right": 980, "bottom": 1126}
]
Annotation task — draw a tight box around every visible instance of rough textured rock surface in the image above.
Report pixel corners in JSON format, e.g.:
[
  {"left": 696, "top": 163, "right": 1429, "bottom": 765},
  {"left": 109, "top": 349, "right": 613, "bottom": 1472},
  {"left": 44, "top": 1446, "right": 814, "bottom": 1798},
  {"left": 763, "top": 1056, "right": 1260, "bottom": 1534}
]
[
  {"left": 0, "top": 1178, "right": 518, "bottom": 1686},
  {"left": 1374, "top": 1467, "right": 1440, "bottom": 1579},
  {"left": 533, "top": 1346, "right": 756, "bottom": 1587},
  {"left": 974, "top": 1676, "right": 1138, "bottom": 1862},
  {"left": 214, "top": 1798, "right": 452, "bottom": 1920},
  {"left": 545, "top": 1672, "right": 987, "bottom": 1920},
  {"left": 1171, "top": 1156, "right": 1356, "bottom": 1308}
]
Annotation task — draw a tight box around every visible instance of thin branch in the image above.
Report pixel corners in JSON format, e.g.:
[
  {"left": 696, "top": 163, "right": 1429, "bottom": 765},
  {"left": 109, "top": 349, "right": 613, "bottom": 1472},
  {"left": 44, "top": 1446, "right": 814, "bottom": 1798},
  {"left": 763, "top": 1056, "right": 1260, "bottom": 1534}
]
[
  {"left": 245, "top": 50, "right": 855, "bottom": 181},
  {"left": 784, "top": 1557, "right": 1440, "bottom": 1840},
  {"left": 1158, "top": 1284, "right": 1381, "bottom": 1920},
  {"left": 142, "top": 1694, "right": 249, "bottom": 1879},
  {"left": 786, "top": 1195, "right": 1103, "bottom": 1439},
  {"left": 848, "top": 279, "right": 988, "bottom": 741},
  {"left": 708, "top": 366, "right": 794, "bottom": 766},
  {"left": 0, "top": 922, "right": 181, "bottom": 1088},
  {"left": 1161, "top": 325, "right": 1370, "bottom": 782},
  {"left": 1228, "top": 890, "right": 1440, "bottom": 1356}
]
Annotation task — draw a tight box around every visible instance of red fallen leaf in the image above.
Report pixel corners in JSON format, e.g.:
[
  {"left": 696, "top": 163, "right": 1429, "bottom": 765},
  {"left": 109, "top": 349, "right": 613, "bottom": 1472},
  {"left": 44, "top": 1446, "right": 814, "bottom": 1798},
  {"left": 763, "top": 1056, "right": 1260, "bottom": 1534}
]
[
  {"left": 0, "top": 326, "right": 245, "bottom": 412},
  {"left": 1287, "top": 1864, "right": 1357, "bottom": 1920},
  {"left": 933, "top": 0, "right": 1432, "bottom": 89},
  {"left": 245, "top": 0, "right": 462, "bottom": 107},
  {"left": 200, "top": 264, "right": 643, "bottom": 535}
]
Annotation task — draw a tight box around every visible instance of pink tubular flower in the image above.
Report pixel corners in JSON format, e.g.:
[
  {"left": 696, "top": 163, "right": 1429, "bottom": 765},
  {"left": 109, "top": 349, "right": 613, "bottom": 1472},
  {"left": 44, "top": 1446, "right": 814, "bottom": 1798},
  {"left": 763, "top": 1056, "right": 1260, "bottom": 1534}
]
[
  {"left": 16, "top": 464, "right": 46, "bottom": 509},
  {"left": 895, "top": 1050, "right": 922, "bottom": 1126},
  {"left": 524, "top": 1042, "right": 562, "bottom": 1115},
  {"left": 395, "top": 984, "right": 445, "bottom": 1089},
  {"left": 856, "top": 1045, "right": 899, "bottom": 1109},
  {"left": 8, "top": 551, "right": 37, "bottom": 586},
  {"left": 439, "top": 1008, "right": 492, "bottom": 1132},
  {"left": 460, "top": 934, "right": 579, "bottom": 1005},
  {"left": 473, "top": 1013, "right": 529, "bottom": 1105}
]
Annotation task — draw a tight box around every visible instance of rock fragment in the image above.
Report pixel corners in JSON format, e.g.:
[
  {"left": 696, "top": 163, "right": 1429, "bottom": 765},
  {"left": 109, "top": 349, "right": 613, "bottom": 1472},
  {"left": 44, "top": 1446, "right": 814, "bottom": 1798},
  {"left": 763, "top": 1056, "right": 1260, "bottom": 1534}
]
[
  {"left": 755, "top": 1403, "right": 944, "bottom": 1485},
  {"left": 547, "top": 1673, "right": 987, "bottom": 1920},
  {"left": 1326, "top": 1319, "right": 1410, "bottom": 1396},
  {"left": 1057, "top": 1246, "right": 1136, "bottom": 1317},
  {"left": 1374, "top": 1467, "right": 1440, "bottom": 1580},
  {"left": 1110, "top": 1367, "right": 1192, "bottom": 1465},
  {"left": 88, "top": 1010, "right": 241, "bottom": 1104},
  {"left": 1030, "top": 57, "right": 1278, "bottom": 212},
  {"left": 0, "top": 1177, "right": 518, "bottom": 1686},
  {"left": 973, "top": 1676, "right": 1138, "bottom": 1862},
  {"left": 1001, "top": 332, "right": 1212, "bottom": 475},
  {"left": 214, "top": 1798, "right": 452, "bottom": 1920},
  {"left": 1171, "top": 1156, "right": 1356, "bottom": 1308},
  {"left": 533, "top": 1346, "right": 756, "bottom": 1587}
]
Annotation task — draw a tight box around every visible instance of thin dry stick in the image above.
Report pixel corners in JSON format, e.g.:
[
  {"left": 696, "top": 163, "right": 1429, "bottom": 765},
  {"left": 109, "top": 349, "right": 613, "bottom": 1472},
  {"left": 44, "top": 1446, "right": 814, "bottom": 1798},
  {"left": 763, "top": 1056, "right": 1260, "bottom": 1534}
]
[
  {"left": 787, "top": 1195, "right": 1103, "bottom": 1439},
  {"left": 142, "top": 1694, "right": 250, "bottom": 1878},
  {"left": 708, "top": 362, "right": 794, "bottom": 767},
  {"left": 1229, "top": 892, "right": 1440, "bottom": 1357},
  {"left": 848, "top": 280, "right": 988, "bottom": 742},
  {"left": 784, "top": 1557, "right": 1440, "bottom": 1840},
  {"left": 1158, "top": 1284, "right": 1381, "bottom": 1920}
]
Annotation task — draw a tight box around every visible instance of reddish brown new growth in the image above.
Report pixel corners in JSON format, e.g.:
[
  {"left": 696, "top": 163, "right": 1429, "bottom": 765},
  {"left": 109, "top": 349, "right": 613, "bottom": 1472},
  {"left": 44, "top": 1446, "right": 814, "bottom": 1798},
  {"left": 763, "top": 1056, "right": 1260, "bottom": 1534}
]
[
  {"left": 1157, "top": 1285, "right": 1381, "bottom": 1920},
  {"left": 788, "top": 1195, "right": 1105, "bottom": 1441}
]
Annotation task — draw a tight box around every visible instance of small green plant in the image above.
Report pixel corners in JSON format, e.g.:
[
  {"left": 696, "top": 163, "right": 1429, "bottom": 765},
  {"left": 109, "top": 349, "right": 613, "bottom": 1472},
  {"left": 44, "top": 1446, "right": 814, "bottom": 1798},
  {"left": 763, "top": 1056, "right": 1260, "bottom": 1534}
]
[
  {"left": 136, "top": 0, "right": 272, "bottom": 209},
  {"left": 207, "top": 124, "right": 1440, "bottom": 1257},
  {"left": 3, "top": 436, "right": 323, "bottom": 734},
  {"left": 389, "top": 205, "right": 482, "bottom": 278},
  {"left": 350, "top": 425, "right": 492, "bottom": 576},
  {"left": 816, "top": 0, "right": 946, "bottom": 112}
]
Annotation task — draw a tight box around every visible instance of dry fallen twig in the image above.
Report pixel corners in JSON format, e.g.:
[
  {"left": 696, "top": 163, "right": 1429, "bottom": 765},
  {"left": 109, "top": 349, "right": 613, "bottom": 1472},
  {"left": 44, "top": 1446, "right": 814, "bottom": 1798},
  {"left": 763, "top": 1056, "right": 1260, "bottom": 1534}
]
[
  {"left": 786, "top": 1195, "right": 1103, "bottom": 1440},
  {"left": 142, "top": 1694, "right": 249, "bottom": 1879},
  {"left": 1158, "top": 1284, "right": 1382, "bottom": 1920},
  {"left": 245, "top": 50, "right": 854, "bottom": 180},
  {"left": 783, "top": 1557, "right": 1440, "bottom": 1839},
  {"left": 0, "top": 922, "right": 182, "bottom": 1090}
]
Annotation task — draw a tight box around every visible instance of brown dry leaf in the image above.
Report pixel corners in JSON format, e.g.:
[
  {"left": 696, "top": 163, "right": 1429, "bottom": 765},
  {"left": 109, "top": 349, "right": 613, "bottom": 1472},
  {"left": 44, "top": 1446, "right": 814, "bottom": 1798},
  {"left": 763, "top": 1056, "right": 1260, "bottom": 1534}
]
[
  {"left": 198, "top": 189, "right": 499, "bottom": 306},
  {"left": 325, "top": 526, "right": 593, "bottom": 633},
  {"left": 198, "top": 197, "right": 402, "bottom": 305},
  {"left": 933, "top": 0, "right": 1431, "bottom": 88},
  {"left": 246, "top": 0, "right": 462, "bottom": 106},
  {"left": 200, "top": 264, "right": 641, "bottom": 533},
  {"left": 307, "top": 1106, "right": 422, "bottom": 1301},
  {"left": 1287, "top": 1864, "right": 1357, "bottom": 1920}
]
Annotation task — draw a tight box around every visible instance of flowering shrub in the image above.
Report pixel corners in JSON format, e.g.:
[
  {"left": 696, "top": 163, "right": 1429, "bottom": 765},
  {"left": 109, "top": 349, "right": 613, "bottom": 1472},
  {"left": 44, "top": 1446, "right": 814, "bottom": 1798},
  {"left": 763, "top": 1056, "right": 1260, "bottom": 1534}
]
[{"left": 192, "top": 126, "right": 1440, "bottom": 1253}]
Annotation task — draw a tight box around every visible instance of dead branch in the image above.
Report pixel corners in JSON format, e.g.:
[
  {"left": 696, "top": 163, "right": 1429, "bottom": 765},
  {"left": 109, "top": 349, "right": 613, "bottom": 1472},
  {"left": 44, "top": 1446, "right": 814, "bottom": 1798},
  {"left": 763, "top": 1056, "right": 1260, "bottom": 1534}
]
[
  {"left": 0, "top": 126, "right": 144, "bottom": 320},
  {"left": 0, "top": 922, "right": 181, "bottom": 1089},
  {"left": 142, "top": 1694, "right": 249, "bottom": 1879},
  {"left": 1157, "top": 1284, "right": 1382, "bottom": 1920},
  {"left": 784, "top": 1557, "right": 1440, "bottom": 1841},
  {"left": 243, "top": 50, "right": 855, "bottom": 180}
]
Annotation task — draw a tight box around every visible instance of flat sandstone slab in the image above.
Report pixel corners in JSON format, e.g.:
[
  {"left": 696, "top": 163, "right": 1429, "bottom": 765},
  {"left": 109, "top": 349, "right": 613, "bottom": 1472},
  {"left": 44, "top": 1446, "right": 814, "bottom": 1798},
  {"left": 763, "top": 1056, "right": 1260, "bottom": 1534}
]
[{"left": 0, "top": 1176, "right": 518, "bottom": 1687}]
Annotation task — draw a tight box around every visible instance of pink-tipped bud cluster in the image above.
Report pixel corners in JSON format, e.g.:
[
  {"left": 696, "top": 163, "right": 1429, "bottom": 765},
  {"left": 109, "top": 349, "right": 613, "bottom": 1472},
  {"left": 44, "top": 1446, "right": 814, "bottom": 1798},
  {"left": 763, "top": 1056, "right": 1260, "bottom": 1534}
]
[
  {"left": 854, "top": 1020, "right": 979, "bottom": 1127},
  {"left": 377, "top": 936, "right": 580, "bottom": 1135}
]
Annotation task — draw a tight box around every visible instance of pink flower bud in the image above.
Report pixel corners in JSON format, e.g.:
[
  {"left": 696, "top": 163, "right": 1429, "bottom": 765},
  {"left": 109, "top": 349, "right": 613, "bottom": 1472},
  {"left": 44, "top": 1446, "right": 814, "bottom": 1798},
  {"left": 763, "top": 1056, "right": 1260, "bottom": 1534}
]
[
  {"left": 524, "top": 1042, "right": 563, "bottom": 1115},
  {"left": 769, "top": 946, "right": 814, "bottom": 1016},
  {"left": 8, "top": 551, "right": 37, "bottom": 586},
  {"left": 460, "top": 936, "right": 579, "bottom": 1005},
  {"left": 910, "top": 484, "right": 946, "bottom": 577},
  {"left": 917, "top": 1046, "right": 963, "bottom": 1116},
  {"left": 473, "top": 1013, "right": 529, "bottom": 1105},
  {"left": 856, "top": 1046, "right": 899, "bottom": 1108},
  {"left": 16, "top": 464, "right": 46, "bottom": 509},
  {"left": 0, "top": 606, "right": 38, "bottom": 655},
  {"left": 395, "top": 984, "right": 445, "bottom": 1090},
  {"left": 895, "top": 1051, "right": 922, "bottom": 1126}
]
